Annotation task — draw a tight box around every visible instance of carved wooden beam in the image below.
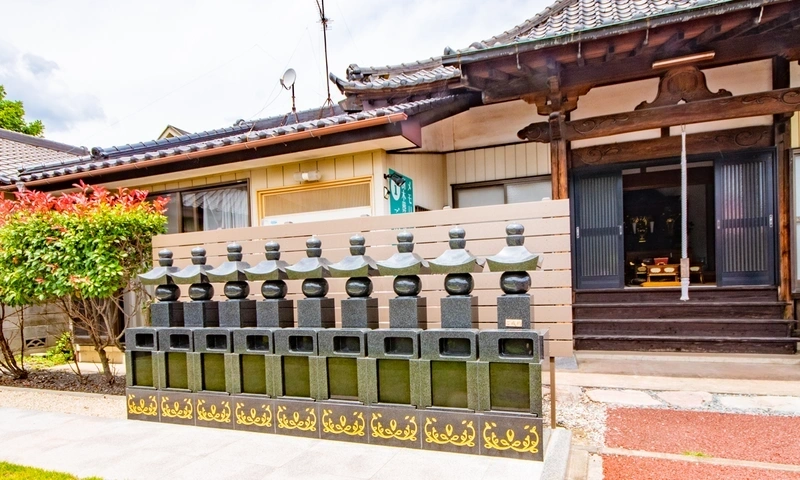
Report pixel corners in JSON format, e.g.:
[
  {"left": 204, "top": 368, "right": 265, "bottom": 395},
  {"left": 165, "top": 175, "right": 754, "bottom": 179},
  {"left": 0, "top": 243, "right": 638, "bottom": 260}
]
[
  {"left": 571, "top": 125, "right": 774, "bottom": 168},
  {"left": 518, "top": 86, "right": 800, "bottom": 143},
  {"left": 636, "top": 66, "right": 731, "bottom": 110}
]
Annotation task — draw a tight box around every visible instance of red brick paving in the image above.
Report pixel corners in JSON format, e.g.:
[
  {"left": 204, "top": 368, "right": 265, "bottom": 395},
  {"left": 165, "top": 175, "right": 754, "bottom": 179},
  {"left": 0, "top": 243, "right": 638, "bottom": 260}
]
[
  {"left": 603, "top": 455, "right": 800, "bottom": 480},
  {"left": 605, "top": 407, "right": 800, "bottom": 465}
]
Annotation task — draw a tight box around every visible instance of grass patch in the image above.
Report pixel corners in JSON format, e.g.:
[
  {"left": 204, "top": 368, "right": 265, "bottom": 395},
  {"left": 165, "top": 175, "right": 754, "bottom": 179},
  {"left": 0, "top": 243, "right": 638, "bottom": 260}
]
[
  {"left": 15, "top": 354, "right": 69, "bottom": 370},
  {"left": 682, "top": 450, "right": 712, "bottom": 458},
  {"left": 0, "top": 461, "right": 102, "bottom": 479}
]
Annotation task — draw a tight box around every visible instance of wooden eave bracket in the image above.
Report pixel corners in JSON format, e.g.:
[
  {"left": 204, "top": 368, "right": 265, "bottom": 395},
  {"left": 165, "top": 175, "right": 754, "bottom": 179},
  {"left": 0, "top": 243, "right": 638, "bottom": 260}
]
[{"left": 636, "top": 66, "right": 732, "bottom": 110}]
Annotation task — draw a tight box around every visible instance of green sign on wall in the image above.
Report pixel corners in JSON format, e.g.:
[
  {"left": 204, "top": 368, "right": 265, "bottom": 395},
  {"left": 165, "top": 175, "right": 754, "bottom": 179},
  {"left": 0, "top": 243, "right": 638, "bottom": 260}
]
[{"left": 388, "top": 169, "right": 413, "bottom": 215}]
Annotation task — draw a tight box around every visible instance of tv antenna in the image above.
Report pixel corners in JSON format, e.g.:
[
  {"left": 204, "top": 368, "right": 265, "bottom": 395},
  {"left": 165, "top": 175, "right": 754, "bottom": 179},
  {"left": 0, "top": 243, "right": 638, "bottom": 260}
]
[
  {"left": 315, "top": 0, "right": 336, "bottom": 118},
  {"left": 280, "top": 68, "right": 300, "bottom": 126}
]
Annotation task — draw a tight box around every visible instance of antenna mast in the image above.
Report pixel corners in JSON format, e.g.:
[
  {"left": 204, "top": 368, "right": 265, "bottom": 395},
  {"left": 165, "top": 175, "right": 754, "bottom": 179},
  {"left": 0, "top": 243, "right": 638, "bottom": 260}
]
[{"left": 315, "top": 0, "right": 335, "bottom": 117}]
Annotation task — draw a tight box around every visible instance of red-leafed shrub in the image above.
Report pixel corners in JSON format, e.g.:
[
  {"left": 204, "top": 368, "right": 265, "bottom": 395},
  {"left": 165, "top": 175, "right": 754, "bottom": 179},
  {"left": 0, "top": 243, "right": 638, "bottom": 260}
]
[{"left": 0, "top": 182, "right": 167, "bottom": 381}]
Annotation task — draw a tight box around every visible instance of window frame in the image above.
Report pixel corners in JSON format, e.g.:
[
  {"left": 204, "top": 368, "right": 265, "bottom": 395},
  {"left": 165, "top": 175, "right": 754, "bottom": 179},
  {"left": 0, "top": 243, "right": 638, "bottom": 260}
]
[
  {"left": 452, "top": 174, "right": 552, "bottom": 208},
  {"left": 256, "top": 176, "right": 373, "bottom": 221},
  {"left": 147, "top": 180, "right": 250, "bottom": 234}
]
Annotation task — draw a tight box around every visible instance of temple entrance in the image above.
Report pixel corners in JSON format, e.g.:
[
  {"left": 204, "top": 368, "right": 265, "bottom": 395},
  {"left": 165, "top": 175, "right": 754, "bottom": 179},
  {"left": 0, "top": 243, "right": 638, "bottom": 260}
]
[
  {"left": 573, "top": 150, "right": 777, "bottom": 290},
  {"left": 622, "top": 162, "right": 715, "bottom": 287}
]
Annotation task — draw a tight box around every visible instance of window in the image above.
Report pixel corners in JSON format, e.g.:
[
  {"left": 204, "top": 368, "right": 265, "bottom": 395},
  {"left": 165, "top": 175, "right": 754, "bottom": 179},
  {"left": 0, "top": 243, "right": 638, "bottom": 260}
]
[
  {"left": 150, "top": 182, "right": 249, "bottom": 234},
  {"left": 453, "top": 176, "right": 551, "bottom": 208},
  {"left": 258, "top": 177, "right": 371, "bottom": 225}
]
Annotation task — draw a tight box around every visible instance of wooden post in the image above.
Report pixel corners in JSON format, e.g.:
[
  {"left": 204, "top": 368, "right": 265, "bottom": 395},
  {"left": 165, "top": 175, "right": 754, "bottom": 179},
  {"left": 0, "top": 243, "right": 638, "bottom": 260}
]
[
  {"left": 549, "top": 356, "right": 556, "bottom": 430},
  {"left": 549, "top": 112, "right": 568, "bottom": 200},
  {"left": 774, "top": 56, "right": 793, "bottom": 316}
]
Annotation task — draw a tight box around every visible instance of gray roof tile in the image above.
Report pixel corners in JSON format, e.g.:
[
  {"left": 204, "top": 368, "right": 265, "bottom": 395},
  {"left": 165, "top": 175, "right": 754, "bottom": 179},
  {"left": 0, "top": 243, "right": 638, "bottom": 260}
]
[{"left": 10, "top": 96, "right": 460, "bottom": 185}]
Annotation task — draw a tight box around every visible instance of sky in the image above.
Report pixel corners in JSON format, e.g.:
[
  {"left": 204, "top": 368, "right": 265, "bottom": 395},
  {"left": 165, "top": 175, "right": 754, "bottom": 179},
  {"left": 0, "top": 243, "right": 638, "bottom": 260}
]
[{"left": 0, "top": 0, "right": 552, "bottom": 150}]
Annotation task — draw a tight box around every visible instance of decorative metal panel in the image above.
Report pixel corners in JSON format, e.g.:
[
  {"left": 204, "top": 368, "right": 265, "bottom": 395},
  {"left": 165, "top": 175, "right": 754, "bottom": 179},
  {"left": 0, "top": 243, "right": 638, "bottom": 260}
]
[
  {"left": 574, "top": 174, "right": 624, "bottom": 289},
  {"left": 715, "top": 152, "right": 775, "bottom": 286}
]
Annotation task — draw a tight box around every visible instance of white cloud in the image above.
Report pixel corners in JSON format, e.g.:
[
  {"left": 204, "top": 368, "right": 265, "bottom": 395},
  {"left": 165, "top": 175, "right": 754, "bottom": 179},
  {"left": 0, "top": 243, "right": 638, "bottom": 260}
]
[
  {"left": 0, "top": 0, "right": 550, "bottom": 148},
  {"left": 0, "top": 40, "right": 106, "bottom": 136}
]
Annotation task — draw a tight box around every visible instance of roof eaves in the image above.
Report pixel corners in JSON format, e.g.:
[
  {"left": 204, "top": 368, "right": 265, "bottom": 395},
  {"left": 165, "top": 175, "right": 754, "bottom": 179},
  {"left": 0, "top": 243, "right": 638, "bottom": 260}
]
[
  {"left": 441, "top": 0, "right": 772, "bottom": 65},
  {"left": 0, "top": 129, "right": 87, "bottom": 155},
  {"left": 16, "top": 96, "right": 464, "bottom": 184}
]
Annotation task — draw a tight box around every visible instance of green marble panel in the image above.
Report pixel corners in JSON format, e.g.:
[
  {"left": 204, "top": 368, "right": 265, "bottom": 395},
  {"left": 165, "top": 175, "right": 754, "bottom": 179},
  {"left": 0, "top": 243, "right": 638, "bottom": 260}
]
[
  {"left": 377, "top": 359, "right": 411, "bottom": 405},
  {"left": 240, "top": 354, "right": 267, "bottom": 395},
  {"left": 132, "top": 351, "right": 154, "bottom": 388},
  {"left": 166, "top": 352, "right": 189, "bottom": 390},
  {"left": 489, "top": 362, "right": 529, "bottom": 412},
  {"left": 431, "top": 361, "right": 468, "bottom": 409},
  {"left": 327, "top": 357, "right": 359, "bottom": 401},
  {"left": 282, "top": 356, "right": 311, "bottom": 398},
  {"left": 202, "top": 353, "right": 227, "bottom": 392}
]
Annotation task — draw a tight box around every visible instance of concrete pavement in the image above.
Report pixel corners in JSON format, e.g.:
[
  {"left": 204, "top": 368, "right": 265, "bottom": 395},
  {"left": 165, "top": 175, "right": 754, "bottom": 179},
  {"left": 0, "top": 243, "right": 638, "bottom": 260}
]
[{"left": 0, "top": 406, "right": 570, "bottom": 480}]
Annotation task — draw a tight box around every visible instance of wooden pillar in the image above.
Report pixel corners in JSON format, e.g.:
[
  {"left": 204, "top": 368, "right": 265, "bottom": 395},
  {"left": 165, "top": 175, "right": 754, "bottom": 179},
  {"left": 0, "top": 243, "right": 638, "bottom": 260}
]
[
  {"left": 774, "top": 56, "right": 793, "bottom": 316},
  {"left": 549, "top": 112, "right": 568, "bottom": 200}
]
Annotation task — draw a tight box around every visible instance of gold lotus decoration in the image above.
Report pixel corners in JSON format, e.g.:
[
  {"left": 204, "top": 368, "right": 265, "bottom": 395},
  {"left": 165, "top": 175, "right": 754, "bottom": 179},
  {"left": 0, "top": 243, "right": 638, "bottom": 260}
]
[
  {"left": 277, "top": 405, "right": 317, "bottom": 431},
  {"left": 322, "top": 410, "right": 366, "bottom": 437},
  {"left": 482, "top": 422, "right": 540, "bottom": 454},
  {"left": 196, "top": 399, "right": 232, "bottom": 423},
  {"left": 160, "top": 396, "right": 193, "bottom": 419},
  {"left": 370, "top": 413, "right": 417, "bottom": 441},
  {"left": 423, "top": 417, "right": 476, "bottom": 447},
  {"left": 235, "top": 402, "right": 272, "bottom": 427},
  {"left": 127, "top": 394, "right": 157, "bottom": 416}
]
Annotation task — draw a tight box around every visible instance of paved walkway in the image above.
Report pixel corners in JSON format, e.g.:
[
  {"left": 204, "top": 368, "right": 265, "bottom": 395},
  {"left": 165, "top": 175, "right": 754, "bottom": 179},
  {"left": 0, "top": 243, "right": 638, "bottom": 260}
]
[
  {"left": 0, "top": 406, "right": 560, "bottom": 480},
  {"left": 557, "top": 352, "right": 800, "bottom": 480}
]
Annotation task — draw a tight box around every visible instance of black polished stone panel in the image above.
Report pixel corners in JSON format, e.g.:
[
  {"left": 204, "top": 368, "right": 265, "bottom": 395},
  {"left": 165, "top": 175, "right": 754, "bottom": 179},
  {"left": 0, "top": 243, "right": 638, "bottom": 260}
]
[
  {"left": 195, "top": 392, "right": 234, "bottom": 430},
  {"left": 232, "top": 396, "right": 276, "bottom": 434},
  {"left": 420, "top": 409, "right": 480, "bottom": 455},
  {"left": 159, "top": 391, "right": 196, "bottom": 426},
  {"left": 275, "top": 398, "right": 320, "bottom": 439},
  {"left": 320, "top": 403, "right": 369, "bottom": 444},
  {"left": 368, "top": 404, "right": 421, "bottom": 449},
  {"left": 480, "top": 412, "right": 544, "bottom": 461},
  {"left": 126, "top": 387, "right": 160, "bottom": 422}
]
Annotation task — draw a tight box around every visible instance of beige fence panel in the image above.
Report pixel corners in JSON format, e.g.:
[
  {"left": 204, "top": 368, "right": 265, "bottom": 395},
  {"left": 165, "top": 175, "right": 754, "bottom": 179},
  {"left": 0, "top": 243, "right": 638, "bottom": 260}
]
[{"left": 152, "top": 199, "right": 573, "bottom": 356}]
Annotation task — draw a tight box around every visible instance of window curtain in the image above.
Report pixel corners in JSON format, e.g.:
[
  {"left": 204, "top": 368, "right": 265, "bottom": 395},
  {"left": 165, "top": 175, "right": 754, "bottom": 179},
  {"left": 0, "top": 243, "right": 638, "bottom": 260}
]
[{"left": 182, "top": 187, "right": 248, "bottom": 231}]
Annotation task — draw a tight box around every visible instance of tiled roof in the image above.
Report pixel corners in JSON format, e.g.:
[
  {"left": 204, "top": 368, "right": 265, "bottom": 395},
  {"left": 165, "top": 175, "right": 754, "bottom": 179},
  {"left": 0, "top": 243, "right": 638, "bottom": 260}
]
[
  {"left": 477, "top": 0, "right": 735, "bottom": 48},
  {"left": 0, "top": 129, "right": 85, "bottom": 178},
  {"left": 338, "top": 0, "right": 742, "bottom": 85},
  {"left": 13, "top": 96, "right": 461, "bottom": 184},
  {"left": 330, "top": 65, "right": 460, "bottom": 93}
]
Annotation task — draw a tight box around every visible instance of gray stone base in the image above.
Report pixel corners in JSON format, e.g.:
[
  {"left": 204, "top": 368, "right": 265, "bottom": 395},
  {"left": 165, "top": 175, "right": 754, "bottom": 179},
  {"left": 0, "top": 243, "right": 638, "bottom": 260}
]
[
  {"left": 183, "top": 301, "right": 220, "bottom": 328},
  {"left": 389, "top": 296, "right": 427, "bottom": 329},
  {"left": 219, "top": 299, "right": 257, "bottom": 328},
  {"left": 150, "top": 302, "right": 184, "bottom": 328},
  {"left": 341, "top": 297, "right": 379, "bottom": 329},
  {"left": 497, "top": 295, "right": 531, "bottom": 329},
  {"left": 256, "top": 299, "right": 294, "bottom": 328},
  {"left": 440, "top": 295, "right": 478, "bottom": 329},
  {"left": 297, "top": 298, "right": 335, "bottom": 328}
]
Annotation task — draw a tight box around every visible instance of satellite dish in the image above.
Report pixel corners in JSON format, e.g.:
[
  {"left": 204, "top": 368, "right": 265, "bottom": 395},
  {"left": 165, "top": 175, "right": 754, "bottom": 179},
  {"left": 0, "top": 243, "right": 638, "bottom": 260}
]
[{"left": 280, "top": 68, "right": 297, "bottom": 89}]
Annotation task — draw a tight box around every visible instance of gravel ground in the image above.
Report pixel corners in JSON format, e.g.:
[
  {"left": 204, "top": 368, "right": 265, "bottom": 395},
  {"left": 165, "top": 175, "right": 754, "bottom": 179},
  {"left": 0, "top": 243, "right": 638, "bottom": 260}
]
[
  {"left": 543, "top": 385, "right": 607, "bottom": 447},
  {"left": 603, "top": 455, "right": 800, "bottom": 480},
  {"left": 0, "top": 386, "right": 125, "bottom": 419}
]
